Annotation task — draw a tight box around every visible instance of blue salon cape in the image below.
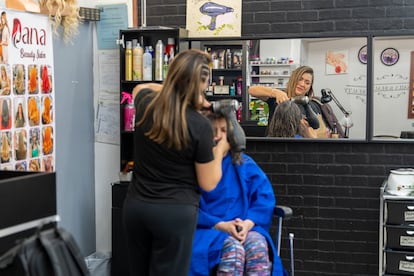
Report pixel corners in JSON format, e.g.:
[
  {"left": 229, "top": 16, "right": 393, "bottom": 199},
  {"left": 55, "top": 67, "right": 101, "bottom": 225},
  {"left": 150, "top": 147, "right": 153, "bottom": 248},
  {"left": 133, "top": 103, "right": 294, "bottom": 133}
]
[{"left": 189, "top": 153, "right": 287, "bottom": 276}]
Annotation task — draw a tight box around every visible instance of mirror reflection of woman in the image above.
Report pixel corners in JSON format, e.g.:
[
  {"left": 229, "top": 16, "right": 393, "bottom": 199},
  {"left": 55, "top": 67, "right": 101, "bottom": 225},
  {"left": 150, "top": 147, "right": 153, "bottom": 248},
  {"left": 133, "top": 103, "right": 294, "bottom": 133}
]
[{"left": 249, "top": 66, "right": 318, "bottom": 133}]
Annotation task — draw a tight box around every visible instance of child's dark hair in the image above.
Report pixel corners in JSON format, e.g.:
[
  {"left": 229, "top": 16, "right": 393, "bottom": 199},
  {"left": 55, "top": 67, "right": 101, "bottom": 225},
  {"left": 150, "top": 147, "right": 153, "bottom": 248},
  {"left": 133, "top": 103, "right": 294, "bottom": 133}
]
[{"left": 206, "top": 112, "right": 244, "bottom": 165}]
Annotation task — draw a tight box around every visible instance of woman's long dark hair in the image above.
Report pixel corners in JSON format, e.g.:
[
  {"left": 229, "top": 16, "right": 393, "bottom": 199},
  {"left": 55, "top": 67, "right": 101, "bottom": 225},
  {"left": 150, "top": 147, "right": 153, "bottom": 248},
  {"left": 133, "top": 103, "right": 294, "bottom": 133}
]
[
  {"left": 267, "top": 101, "right": 302, "bottom": 137},
  {"left": 137, "top": 49, "right": 211, "bottom": 150}
]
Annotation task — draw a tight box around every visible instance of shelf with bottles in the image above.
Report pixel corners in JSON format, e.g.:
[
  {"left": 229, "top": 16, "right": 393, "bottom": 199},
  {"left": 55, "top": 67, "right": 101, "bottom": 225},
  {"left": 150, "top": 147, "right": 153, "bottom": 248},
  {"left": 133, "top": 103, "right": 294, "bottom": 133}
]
[
  {"left": 119, "top": 28, "right": 187, "bottom": 82},
  {"left": 250, "top": 64, "right": 296, "bottom": 77},
  {"left": 248, "top": 98, "right": 269, "bottom": 126},
  {"left": 249, "top": 81, "right": 287, "bottom": 91},
  {"left": 118, "top": 27, "right": 187, "bottom": 172}
]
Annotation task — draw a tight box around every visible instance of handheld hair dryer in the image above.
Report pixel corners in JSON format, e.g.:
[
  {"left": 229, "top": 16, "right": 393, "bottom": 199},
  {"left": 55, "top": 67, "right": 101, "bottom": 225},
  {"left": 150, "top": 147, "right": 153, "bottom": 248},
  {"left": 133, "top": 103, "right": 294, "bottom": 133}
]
[
  {"left": 211, "top": 99, "right": 246, "bottom": 153},
  {"left": 199, "top": 2, "right": 234, "bottom": 30},
  {"left": 291, "top": 96, "right": 320, "bottom": 129},
  {"left": 291, "top": 96, "right": 309, "bottom": 105}
]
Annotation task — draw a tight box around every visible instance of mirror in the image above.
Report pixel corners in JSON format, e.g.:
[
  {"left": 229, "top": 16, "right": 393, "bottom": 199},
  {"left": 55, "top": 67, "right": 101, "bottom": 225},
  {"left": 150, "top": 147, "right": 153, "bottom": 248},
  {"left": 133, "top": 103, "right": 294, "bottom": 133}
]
[
  {"left": 372, "top": 35, "right": 414, "bottom": 140},
  {"left": 186, "top": 36, "right": 368, "bottom": 140}
]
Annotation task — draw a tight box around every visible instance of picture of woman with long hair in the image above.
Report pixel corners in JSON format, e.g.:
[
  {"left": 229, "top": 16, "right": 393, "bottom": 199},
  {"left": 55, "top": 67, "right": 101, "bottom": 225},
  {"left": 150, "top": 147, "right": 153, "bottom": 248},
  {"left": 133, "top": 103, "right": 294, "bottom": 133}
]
[{"left": 1, "top": 11, "right": 10, "bottom": 64}]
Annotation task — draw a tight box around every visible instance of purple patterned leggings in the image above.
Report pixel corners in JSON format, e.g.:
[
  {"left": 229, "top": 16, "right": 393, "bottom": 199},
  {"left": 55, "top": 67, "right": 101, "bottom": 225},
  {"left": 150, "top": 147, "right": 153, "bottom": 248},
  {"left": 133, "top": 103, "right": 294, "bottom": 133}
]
[{"left": 216, "top": 231, "right": 271, "bottom": 276}]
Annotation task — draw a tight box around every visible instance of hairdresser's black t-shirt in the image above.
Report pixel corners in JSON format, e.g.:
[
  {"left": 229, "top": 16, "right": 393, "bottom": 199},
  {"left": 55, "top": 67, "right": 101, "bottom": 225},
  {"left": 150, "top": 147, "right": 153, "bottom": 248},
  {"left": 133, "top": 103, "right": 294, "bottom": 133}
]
[{"left": 128, "top": 89, "right": 215, "bottom": 207}]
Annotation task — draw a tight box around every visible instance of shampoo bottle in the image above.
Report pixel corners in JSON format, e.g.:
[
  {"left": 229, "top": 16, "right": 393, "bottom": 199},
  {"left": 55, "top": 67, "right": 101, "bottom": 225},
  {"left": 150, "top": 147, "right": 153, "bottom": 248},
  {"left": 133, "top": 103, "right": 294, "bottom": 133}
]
[
  {"left": 132, "top": 39, "right": 143, "bottom": 81},
  {"left": 143, "top": 46, "right": 152, "bottom": 81}
]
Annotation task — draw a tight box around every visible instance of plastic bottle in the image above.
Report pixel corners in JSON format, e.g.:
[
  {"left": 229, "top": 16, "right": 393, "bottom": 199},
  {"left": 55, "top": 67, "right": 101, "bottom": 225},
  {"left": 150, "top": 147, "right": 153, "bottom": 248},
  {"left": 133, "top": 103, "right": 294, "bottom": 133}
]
[
  {"left": 143, "top": 46, "right": 152, "bottom": 81},
  {"left": 236, "top": 76, "right": 242, "bottom": 96},
  {"left": 132, "top": 40, "right": 143, "bottom": 81},
  {"left": 166, "top": 37, "right": 175, "bottom": 61},
  {"left": 226, "top": 49, "right": 232, "bottom": 69},
  {"left": 331, "top": 123, "right": 339, "bottom": 138},
  {"left": 125, "top": 41, "right": 132, "bottom": 81},
  {"left": 121, "top": 92, "right": 135, "bottom": 131},
  {"left": 163, "top": 54, "right": 169, "bottom": 79},
  {"left": 155, "top": 40, "right": 164, "bottom": 81}
]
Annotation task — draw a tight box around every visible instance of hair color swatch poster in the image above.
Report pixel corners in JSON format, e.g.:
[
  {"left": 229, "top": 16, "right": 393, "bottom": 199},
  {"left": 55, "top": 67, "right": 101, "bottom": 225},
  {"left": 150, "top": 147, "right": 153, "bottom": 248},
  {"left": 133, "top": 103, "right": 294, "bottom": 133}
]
[{"left": 0, "top": 9, "right": 55, "bottom": 172}]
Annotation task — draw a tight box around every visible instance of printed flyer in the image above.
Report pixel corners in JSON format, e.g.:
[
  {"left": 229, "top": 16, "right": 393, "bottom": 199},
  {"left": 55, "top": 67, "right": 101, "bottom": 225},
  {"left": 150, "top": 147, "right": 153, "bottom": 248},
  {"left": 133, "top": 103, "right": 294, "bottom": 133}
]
[{"left": 0, "top": 9, "right": 55, "bottom": 172}]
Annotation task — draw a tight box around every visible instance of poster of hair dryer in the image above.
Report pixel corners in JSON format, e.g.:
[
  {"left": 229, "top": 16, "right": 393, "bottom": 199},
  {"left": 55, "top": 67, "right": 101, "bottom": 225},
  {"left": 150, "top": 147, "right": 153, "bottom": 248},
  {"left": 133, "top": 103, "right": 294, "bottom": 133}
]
[{"left": 186, "top": 0, "right": 241, "bottom": 37}]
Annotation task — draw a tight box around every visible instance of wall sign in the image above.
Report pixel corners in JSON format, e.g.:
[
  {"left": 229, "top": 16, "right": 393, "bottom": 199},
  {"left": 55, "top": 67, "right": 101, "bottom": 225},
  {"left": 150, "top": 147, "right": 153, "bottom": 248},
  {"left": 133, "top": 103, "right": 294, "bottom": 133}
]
[
  {"left": 381, "top": 47, "right": 399, "bottom": 66},
  {"left": 358, "top": 45, "right": 367, "bottom": 64},
  {"left": 0, "top": 9, "right": 55, "bottom": 172},
  {"left": 186, "top": 0, "right": 242, "bottom": 38}
]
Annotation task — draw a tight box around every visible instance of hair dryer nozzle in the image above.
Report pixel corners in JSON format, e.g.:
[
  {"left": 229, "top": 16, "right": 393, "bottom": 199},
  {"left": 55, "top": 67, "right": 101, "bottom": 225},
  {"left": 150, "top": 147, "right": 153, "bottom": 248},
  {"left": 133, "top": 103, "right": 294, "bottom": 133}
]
[
  {"left": 211, "top": 99, "right": 239, "bottom": 113},
  {"left": 291, "top": 96, "right": 309, "bottom": 105}
]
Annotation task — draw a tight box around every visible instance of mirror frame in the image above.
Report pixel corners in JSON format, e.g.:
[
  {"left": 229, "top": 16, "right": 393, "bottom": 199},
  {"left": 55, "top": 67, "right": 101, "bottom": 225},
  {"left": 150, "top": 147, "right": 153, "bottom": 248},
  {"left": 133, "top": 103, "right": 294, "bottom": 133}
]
[{"left": 183, "top": 34, "right": 414, "bottom": 143}]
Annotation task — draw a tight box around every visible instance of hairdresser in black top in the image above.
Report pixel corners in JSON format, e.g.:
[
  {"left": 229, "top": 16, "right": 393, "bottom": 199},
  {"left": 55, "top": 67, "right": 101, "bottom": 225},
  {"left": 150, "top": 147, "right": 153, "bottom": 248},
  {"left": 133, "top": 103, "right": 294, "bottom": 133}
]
[
  {"left": 249, "top": 65, "right": 324, "bottom": 136},
  {"left": 123, "top": 49, "right": 230, "bottom": 276}
]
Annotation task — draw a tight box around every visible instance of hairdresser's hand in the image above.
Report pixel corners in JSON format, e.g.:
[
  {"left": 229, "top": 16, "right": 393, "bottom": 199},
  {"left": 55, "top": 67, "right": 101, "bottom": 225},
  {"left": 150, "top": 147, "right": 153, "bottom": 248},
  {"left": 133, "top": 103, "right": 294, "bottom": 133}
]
[
  {"left": 132, "top": 83, "right": 163, "bottom": 99},
  {"left": 299, "top": 119, "right": 317, "bottom": 138},
  {"left": 273, "top": 89, "right": 289, "bottom": 104}
]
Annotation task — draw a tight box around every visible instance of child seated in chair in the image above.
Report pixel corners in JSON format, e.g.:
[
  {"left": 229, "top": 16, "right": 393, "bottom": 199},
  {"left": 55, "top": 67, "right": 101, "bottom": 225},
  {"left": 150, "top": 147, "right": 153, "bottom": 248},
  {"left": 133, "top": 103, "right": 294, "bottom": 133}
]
[{"left": 189, "top": 112, "right": 287, "bottom": 276}]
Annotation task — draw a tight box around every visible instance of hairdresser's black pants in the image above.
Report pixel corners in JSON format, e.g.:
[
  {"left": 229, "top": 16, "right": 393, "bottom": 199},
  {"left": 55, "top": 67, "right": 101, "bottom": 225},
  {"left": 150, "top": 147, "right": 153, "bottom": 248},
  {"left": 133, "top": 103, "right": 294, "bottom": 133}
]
[{"left": 123, "top": 196, "right": 198, "bottom": 276}]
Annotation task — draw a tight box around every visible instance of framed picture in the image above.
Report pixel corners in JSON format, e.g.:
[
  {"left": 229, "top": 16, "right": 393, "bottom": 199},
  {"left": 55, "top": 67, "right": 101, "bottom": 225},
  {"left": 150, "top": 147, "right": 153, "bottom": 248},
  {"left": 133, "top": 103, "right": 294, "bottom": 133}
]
[
  {"left": 381, "top": 48, "right": 399, "bottom": 66},
  {"left": 358, "top": 45, "right": 367, "bottom": 64},
  {"left": 325, "top": 50, "right": 348, "bottom": 74}
]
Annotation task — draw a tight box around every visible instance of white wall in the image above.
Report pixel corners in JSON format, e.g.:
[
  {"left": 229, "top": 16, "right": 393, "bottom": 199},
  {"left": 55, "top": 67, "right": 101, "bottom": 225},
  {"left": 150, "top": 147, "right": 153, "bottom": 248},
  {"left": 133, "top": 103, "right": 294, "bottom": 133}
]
[
  {"left": 372, "top": 37, "right": 414, "bottom": 137},
  {"left": 89, "top": 0, "right": 133, "bottom": 253},
  {"left": 304, "top": 37, "right": 367, "bottom": 139}
]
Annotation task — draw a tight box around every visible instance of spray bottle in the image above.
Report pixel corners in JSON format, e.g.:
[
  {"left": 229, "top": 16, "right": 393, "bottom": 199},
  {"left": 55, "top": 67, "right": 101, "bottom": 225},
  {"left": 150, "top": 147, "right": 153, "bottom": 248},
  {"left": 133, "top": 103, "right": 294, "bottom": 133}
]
[
  {"left": 125, "top": 41, "right": 133, "bottom": 81},
  {"left": 155, "top": 40, "right": 164, "bottom": 81},
  {"left": 121, "top": 92, "right": 135, "bottom": 131}
]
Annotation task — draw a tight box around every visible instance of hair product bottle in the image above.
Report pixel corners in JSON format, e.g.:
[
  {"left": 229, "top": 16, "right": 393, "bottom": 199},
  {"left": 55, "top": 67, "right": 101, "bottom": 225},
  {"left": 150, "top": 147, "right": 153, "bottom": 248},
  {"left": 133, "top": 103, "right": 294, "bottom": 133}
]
[
  {"left": 155, "top": 40, "right": 164, "bottom": 81},
  {"left": 121, "top": 92, "right": 135, "bottom": 131},
  {"left": 143, "top": 46, "right": 152, "bottom": 81},
  {"left": 132, "top": 39, "right": 143, "bottom": 81},
  {"left": 166, "top": 37, "right": 175, "bottom": 63},
  {"left": 125, "top": 41, "right": 132, "bottom": 81}
]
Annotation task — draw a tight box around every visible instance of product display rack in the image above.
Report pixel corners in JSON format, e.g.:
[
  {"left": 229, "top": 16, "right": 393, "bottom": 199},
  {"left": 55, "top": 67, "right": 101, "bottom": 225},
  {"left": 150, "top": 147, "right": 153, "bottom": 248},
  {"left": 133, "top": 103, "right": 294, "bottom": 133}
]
[
  {"left": 247, "top": 62, "right": 298, "bottom": 126},
  {"left": 113, "top": 27, "right": 187, "bottom": 276},
  {"left": 118, "top": 27, "right": 187, "bottom": 172},
  {"left": 198, "top": 40, "right": 249, "bottom": 122}
]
